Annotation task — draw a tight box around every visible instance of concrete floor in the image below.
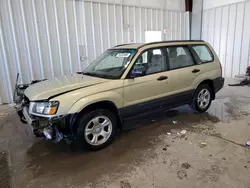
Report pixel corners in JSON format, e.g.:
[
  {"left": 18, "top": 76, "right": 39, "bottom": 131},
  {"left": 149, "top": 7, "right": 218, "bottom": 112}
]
[{"left": 1, "top": 79, "right": 250, "bottom": 188}]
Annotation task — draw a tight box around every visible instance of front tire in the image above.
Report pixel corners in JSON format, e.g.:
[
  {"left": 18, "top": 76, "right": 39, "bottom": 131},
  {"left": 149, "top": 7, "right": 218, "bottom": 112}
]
[
  {"left": 76, "top": 109, "right": 117, "bottom": 151},
  {"left": 190, "top": 84, "right": 212, "bottom": 113}
]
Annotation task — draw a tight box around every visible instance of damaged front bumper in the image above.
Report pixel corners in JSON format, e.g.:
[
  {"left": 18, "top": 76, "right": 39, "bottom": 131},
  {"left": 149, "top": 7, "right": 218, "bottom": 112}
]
[
  {"left": 13, "top": 74, "right": 75, "bottom": 142},
  {"left": 16, "top": 106, "right": 68, "bottom": 142}
]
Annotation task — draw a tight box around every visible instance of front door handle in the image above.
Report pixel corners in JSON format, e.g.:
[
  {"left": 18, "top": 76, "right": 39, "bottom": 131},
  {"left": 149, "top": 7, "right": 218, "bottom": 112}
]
[
  {"left": 192, "top": 69, "right": 200, "bottom": 73},
  {"left": 157, "top": 76, "right": 168, "bottom": 81}
]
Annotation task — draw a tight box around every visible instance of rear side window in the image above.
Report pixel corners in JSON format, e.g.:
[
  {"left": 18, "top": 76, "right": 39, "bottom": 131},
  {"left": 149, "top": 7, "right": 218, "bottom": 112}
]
[
  {"left": 167, "top": 46, "right": 194, "bottom": 70},
  {"left": 192, "top": 45, "right": 213, "bottom": 63}
]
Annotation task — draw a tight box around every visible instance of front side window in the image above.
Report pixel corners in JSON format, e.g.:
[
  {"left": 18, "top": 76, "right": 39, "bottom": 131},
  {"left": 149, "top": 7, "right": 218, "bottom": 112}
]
[
  {"left": 130, "top": 48, "right": 167, "bottom": 77},
  {"left": 167, "top": 46, "right": 194, "bottom": 70},
  {"left": 192, "top": 45, "right": 213, "bottom": 63},
  {"left": 83, "top": 49, "right": 136, "bottom": 79}
]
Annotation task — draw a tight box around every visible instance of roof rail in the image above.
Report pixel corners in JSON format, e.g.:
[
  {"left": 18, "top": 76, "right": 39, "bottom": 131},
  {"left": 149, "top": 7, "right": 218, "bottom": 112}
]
[
  {"left": 114, "top": 43, "right": 133, "bottom": 47},
  {"left": 139, "top": 40, "right": 205, "bottom": 49},
  {"left": 114, "top": 40, "right": 205, "bottom": 49}
]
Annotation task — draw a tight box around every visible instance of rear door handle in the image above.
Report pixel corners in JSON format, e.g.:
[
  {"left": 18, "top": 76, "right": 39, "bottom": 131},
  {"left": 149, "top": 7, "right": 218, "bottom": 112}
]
[
  {"left": 157, "top": 76, "right": 168, "bottom": 81},
  {"left": 192, "top": 69, "right": 200, "bottom": 73}
]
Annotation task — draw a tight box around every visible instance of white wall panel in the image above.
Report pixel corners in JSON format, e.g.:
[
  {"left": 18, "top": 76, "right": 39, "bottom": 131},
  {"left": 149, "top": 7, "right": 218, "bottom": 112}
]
[
  {"left": 0, "top": 0, "right": 188, "bottom": 104},
  {"left": 85, "top": 0, "right": 185, "bottom": 11},
  {"left": 232, "top": 3, "right": 244, "bottom": 77},
  {"left": 240, "top": 2, "right": 250, "bottom": 74},
  {"left": 224, "top": 4, "right": 236, "bottom": 78},
  {"left": 203, "top": 0, "right": 247, "bottom": 10},
  {"left": 213, "top": 7, "right": 222, "bottom": 56},
  {"left": 202, "top": 1, "right": 250, "bottom": 78}
]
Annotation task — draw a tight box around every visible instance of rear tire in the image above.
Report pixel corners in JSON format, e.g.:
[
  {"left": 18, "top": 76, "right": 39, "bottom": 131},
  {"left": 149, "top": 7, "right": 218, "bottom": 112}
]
[
  {"left": 190, "top": 84, "right": 212, "bottom": 113},
  {"left": 76, "top": 109, "right": 117, "bottom": 151}
]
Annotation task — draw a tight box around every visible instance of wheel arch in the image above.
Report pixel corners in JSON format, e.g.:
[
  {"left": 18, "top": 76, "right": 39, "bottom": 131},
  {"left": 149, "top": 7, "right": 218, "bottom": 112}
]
[
  {"left": 197, "top": 79, "right": 215, "bottom": 100},
  {"left": 70, "top": 100, "right": 123, "bottom": 134}
]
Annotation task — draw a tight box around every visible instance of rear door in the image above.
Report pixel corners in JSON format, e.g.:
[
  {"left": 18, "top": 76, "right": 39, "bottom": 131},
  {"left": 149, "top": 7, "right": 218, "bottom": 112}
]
[
  {"left": 190, "top": 44, "right": 220, "bottom": 86},
  {"left": 164, "top": 45, "right": 198, "bottom": 102},
  {"left": 190, "top": 44, "right": 218, "bottom": 72}
]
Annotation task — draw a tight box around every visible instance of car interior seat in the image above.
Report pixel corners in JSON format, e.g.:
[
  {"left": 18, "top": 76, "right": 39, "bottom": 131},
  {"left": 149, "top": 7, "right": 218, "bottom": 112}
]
[{"left": 146, "top": 54, "right": 165, "bottom": 74}]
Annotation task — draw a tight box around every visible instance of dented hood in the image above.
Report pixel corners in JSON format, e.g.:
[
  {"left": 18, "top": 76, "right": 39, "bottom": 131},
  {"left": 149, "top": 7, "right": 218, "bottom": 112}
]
[{"left": 24, "top": 74, "right": 108, "bottom": 101}]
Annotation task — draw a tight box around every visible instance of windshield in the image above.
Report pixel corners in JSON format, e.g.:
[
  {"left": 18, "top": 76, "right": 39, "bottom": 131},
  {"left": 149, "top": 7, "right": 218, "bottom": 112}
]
[{"left": 83, "top": 49, "right": 137, "bottom": 79}]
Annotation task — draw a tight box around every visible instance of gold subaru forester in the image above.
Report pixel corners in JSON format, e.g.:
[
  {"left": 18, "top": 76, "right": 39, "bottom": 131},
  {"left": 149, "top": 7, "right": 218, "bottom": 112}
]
[{"left": 14, "top": 40, "right": 224, "bottom": 150}]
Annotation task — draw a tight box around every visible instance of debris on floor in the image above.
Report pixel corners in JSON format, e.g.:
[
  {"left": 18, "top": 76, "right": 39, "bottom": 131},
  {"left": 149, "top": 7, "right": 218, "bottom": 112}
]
[
  {"left": 228, "top": 79, "right": 250, "bottom": 86},
  {"left": 180, "top": 130, "right": 187, "bottom": 135},
  {"left": 245, "top": 141, "right": 250, "bottom": 147},
  {"left": 181, "top": 163, "right": 191, "bottom": 169},
  {"left": 199, "top": 142, "right": 207, "bottom": 148},
  {"left": 162, "top": 144, "right": 170, "bottom": 151},
  {"left": 177, "top": 170, "right": 187, "bottom": 180},
  {"left": 241, "top": 111, "right": 249, "bottom": 116},
  {"left": 228, "top": 66, "right": 250, "bottom": 86},
  {"left": 120, "top": 180, "right": 131, "bottom": 188},
  {"left": 0, "top": 113, "right": 10, "bottom": 118}
]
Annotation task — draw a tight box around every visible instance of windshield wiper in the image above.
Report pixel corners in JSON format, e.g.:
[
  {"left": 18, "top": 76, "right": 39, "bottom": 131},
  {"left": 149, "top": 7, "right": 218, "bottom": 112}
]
[
  {"left": 81, "top": 72, "right": 117, "bottom": 79},
  {"left": 81, "top": 72, "right": 96, "bottom": 77}
]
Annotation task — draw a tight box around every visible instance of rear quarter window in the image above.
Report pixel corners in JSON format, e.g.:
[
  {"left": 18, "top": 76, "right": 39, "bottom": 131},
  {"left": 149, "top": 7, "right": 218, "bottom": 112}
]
[{"left": 192, "top": 45, "right": 214, "bottom": 63}]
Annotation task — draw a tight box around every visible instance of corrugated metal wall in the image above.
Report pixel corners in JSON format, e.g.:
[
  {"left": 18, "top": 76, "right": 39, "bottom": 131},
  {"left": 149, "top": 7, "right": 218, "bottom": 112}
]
[
  {"left": 202, "top": 1, "right": 250, "bottom": 78},
  {"left": 0, "top": 0, "right": 189, "bottom": 104}
]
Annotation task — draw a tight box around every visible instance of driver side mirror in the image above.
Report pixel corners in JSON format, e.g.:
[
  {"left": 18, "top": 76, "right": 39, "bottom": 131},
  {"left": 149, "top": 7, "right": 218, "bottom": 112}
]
[
  {"left": 129, "top": 66, "right": 145, "bottom": 78},
  {"left": 129, "top": 71, "right": 144, "bottom": 79}
]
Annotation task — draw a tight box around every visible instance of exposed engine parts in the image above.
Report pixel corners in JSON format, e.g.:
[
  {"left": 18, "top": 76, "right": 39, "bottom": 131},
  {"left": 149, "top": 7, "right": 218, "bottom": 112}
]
[
  {"left": 13, "top": 73, "right": 66, "bottom": 142},
  {"left": 13, "top": 73, "right": 47, "bottom": 104}
]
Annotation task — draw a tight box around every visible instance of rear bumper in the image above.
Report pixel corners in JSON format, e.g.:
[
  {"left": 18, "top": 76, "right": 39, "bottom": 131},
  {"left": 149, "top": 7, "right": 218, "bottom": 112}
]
[{"left": 213, "top": 76, "right": 225, "bottom": 93}]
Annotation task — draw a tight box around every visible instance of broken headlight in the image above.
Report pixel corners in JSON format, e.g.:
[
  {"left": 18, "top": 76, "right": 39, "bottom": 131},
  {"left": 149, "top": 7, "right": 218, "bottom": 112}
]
[{"left": 32, "top": 101, "right": 59, "bottom": 115}]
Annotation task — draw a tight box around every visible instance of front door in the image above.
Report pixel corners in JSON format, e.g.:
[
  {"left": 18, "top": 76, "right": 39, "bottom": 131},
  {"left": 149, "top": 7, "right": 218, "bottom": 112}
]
[{"left": 122, "top": 48, "right": 170, "bottom": 118}]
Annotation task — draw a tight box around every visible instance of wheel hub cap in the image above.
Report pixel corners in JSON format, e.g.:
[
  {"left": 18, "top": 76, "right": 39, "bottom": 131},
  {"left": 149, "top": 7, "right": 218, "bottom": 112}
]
[
  {"left": 84, "top": 116, "right": 112, "bottom": 146},
  {"left": 197, "top": 89, "right": 211, "bottom": 109},
  {"left": 94, "top": 127, "right": 101, "bottom": 134}
]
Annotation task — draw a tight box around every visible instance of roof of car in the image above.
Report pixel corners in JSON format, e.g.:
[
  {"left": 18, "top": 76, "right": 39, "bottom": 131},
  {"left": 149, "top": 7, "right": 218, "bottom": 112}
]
[
  {"left": 113, "top": 43, "right": 144, "bottom": 49},
  {"left": 112, "top": 40, "right": 205, "bottom": 49}
]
